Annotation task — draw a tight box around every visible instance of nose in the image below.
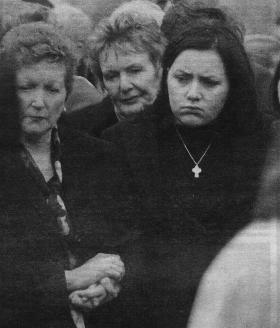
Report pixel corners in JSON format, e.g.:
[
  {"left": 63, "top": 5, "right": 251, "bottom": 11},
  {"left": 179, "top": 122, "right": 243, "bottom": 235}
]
[
  {"left": 119, "top": 73, "right": 132, "bottom": 93},
  {"left": 186, "top": 80, "right": 201, "bottom": 101},
  {"left": 31, "top": 89, "right": 45, "bottom": 110}
]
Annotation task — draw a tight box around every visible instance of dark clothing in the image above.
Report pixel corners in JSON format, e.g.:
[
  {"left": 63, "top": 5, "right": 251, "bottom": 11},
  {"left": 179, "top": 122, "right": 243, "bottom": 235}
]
[
  {"left": 0, "top": 125, "right": 139, "bottom": 328},
  {"left": 64, "top": 97, "right": 118, "bottom": 137},
  {"left": 253, "top": 62, "right": 275, "bottom": 116},
  {"left": 102, "top": 108, "right": 272, "bottom": 328}
]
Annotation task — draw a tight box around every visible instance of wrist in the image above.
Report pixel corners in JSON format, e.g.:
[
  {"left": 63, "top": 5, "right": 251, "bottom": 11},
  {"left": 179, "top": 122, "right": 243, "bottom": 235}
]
[{"left": 65, "top": 269, "right": 80, "bottom": 291}]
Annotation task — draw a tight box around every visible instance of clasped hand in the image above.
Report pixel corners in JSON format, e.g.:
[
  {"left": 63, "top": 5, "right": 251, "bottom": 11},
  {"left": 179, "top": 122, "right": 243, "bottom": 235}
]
[{"left": 66, "top": 253, "right": 125, "bottom": 312}]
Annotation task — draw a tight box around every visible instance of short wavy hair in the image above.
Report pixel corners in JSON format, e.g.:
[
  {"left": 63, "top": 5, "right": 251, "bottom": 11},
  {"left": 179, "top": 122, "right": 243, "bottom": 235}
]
[
  {"left": 0, "top": 22, "right": 76, "bottom": 146},
  {"left": 88, "top": 12, "right": 166, "bottom": 89}
]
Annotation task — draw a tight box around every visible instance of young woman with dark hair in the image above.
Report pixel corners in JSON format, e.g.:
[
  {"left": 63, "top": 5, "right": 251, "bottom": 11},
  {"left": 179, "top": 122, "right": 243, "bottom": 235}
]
[{"left": 102, "top": 6, "right": 273, "bottom": 328}]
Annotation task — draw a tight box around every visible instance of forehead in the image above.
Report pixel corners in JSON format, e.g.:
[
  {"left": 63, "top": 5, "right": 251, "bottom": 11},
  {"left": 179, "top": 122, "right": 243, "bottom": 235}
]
[
  {"left": 99, "top": 46, "right": 153, "bottom": 71},
  {"left": 16, "top": 60, "right": 66, "bottom": 83},
  {"left": 170, "top": 49, "right": 226, "bottom": 77}
]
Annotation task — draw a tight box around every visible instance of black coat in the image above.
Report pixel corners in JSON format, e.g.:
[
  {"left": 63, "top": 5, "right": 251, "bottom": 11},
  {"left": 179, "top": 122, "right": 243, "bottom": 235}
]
[
  {"left": 103, "top": 110, "right": 272, "bottom": 328},
  {"left": 64, "top": 97, "right": 118, "bottom": 138},
  {"left": 0, "top": 125, "right": 140, "bottom": 328}
]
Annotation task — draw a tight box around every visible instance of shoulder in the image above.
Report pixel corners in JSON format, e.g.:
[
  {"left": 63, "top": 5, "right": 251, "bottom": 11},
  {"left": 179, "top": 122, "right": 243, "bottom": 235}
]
[
  {"left": 59, "top": 123, "right": 122, "bottom": 163},
  {"left": 62, "top": 97, "right": 117, "bottom": 136},
  {"left": 102, "top": 111, "right": 158, "bottom": 144},
  {"left": 65, "top": 75, "right": 104, "bottom": 113}
]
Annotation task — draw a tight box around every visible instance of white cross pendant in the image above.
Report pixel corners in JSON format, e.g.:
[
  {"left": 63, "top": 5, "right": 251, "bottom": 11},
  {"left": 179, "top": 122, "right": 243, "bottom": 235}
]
[{"left": 192, "top": 164, "right": 202, "bottom": 178}]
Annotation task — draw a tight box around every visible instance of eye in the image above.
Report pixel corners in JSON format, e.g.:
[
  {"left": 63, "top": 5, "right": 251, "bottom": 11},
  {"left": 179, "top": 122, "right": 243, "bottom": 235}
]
[
  {"left": 103, "top": 72, "right": 118, "bottom": 81},
  {"left": 127, "top": 66, "right": 142, "bottom": 74},
  {"left": 17, "top": 84, "right": 34, "bottom": 91},
  {"left": 47, "top": 87, "right": 60, "bottom": 93},
  {"left": 174, "top": 74, "right": 191, "bottom": 84},
  {"left": 201, "top": 77, "right": 220, "bottom": 87}
]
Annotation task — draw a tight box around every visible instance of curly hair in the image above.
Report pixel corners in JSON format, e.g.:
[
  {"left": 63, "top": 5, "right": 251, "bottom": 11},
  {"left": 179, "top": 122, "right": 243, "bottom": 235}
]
[
  {"left": 88, "top": 12, "right": 166, "bottom": 89},
  {"left": 0, "top": 22, "right": 76, "bottom": 146}
]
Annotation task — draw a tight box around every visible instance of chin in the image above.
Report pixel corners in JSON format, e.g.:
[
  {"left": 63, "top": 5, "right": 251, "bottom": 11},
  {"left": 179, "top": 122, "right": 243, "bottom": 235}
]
[{"left": 120, "top": 104, "right": 144, "bottom": 118}]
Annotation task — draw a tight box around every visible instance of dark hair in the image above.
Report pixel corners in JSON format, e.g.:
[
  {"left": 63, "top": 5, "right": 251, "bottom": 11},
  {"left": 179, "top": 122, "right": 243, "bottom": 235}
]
[
  {"left": 162, "top": 3, "right": 244, "bottom": 42},
  {"left": 0, "top": 22, "right": 76, "bottom": 146},
  {"left": 22, "top": 0, "right": 54, "bottom": 8},
  {"left": 158, "top": 13, "right": 258, "bottom": 135},
  {"left": 88, "top": 12, "right": 166, "bottom": 89}
]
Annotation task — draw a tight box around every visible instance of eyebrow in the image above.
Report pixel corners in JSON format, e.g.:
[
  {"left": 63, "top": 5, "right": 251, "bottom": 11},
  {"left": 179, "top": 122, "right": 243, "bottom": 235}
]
[{"left": 173, "top": 69, "right": 222, "bottom": 79}]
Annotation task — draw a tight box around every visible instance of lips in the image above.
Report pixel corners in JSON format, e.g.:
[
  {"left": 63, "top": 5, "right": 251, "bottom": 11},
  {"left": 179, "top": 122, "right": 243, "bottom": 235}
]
[
  {"left": 181, "top": 106, "right": 203, "bottom": 113},
  {"left": 119, "top": 96, "right": 139, "bottom": 104}
]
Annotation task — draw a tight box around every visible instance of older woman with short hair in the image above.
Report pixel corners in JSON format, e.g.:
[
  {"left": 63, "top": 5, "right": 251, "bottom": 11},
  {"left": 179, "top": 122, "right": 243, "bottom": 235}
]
[
  {"left": 0, "top": 22, "right": 139, "bottom": 328},
  {"left": 64, "top": 11, "right": 166, "bottom": 137}
]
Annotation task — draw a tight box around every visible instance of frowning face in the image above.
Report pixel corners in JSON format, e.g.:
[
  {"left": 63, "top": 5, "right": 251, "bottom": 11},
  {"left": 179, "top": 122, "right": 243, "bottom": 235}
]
[
  {"left": 16, "top": 60, "right": 67, "bottom": 140},
  {"left": 167, "top": 49, "right": 229, "bottom": 127},
  {"left": 100, "top": 47, "right": 162, "bottom": 120}
]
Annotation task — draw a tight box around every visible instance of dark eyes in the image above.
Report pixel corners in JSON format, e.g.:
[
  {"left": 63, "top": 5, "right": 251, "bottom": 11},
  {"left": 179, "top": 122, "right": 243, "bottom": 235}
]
[
  {"left": 174, "top": 75, "right": 220, "bottom": 87},
  {"left": 103, "top": 67, "right": 143, "bottom": 81},
  {"left": 17, "top": 85, "right": 60, "bottom": 93},
  {"left": 103, "top": 72, "right": 118, "bottom": 81}
]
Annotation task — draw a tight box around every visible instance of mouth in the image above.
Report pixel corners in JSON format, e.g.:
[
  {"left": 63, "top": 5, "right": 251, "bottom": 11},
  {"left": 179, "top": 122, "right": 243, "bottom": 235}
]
[
  {"left": 181, "top": 106, "right": 203, "bottom": 114},
  {"left": 26, "top": 116, "right": 48, "bottom": 121},
  {"left": 119, "top": 96, "right": 139, "bottom": 105}
]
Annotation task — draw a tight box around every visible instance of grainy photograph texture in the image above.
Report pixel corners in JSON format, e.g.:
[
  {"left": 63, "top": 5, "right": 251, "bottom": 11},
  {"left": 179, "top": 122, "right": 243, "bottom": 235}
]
[{"left": 0, "top": 0, "right": 279, "bottom": 327}]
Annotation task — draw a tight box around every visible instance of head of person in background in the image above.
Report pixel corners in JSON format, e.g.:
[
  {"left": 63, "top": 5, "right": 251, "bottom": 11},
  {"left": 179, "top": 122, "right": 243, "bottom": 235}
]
[
  {"left": 0, "top": 22, "right": 75, "bottom": 147},
  {"left": 161, "top": 1, "right": 244, "bottom": 43},
  {"left": 48, "top": 3, "right": 93, "bottom": 78},
  {"left": 88, "top": 11, "right": 166, "bottom": 121},
  {"left": 158, "top": 6, "right": 260, "bottom": 135},
  {"left": 110, "top": 0, "right": 164, "bottom": 26},
  {"left": 244, "top": 34, "right": 280, "bottom": 75},
  {"left": 0, "top": 0, "right": 50, "bottom": 40}
]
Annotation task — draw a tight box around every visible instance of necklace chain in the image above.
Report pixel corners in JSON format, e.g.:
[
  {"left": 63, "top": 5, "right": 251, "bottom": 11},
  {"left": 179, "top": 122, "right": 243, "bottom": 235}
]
[{"left": 175, "top": 127, "right": 213, "bottom": 176}]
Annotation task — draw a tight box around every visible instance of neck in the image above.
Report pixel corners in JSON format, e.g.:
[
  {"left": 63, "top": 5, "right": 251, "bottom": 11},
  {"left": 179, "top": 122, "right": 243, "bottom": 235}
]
[{"left": 21, "top": 131, "right": 52, "bottom": 156}]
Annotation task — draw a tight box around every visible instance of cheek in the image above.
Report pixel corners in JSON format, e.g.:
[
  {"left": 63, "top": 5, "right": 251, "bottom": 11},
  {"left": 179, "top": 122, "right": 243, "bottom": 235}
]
[
  {"left": 209, "top": 90, "right": 228, "bottom": 117},
  {"left": 104, "top": 80, "right": 118, "bottom": 96}
]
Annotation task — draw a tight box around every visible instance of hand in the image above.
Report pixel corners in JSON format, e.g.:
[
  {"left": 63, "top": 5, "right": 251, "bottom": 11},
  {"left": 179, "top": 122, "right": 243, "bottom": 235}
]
[
  {"left": 65, "top": 253, "right": 125, "bottom": 291},
  {"left": 69, "top": 283, "right": 107, "bottom": 312},
  {"left": 69, "top": 278, "right": 121, "bottom": 312}
]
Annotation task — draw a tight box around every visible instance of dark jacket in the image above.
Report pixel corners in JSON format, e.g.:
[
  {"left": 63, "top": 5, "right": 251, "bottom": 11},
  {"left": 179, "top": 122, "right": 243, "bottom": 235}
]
[
  {"left": 102, "top": 108, "right": 272, "bottom": 328},
  {"left": 0, "top": 125, "right": 140, "bottom": 328},
  {"left": 64, "top": 97, "right": 118, "bottom": 138}
]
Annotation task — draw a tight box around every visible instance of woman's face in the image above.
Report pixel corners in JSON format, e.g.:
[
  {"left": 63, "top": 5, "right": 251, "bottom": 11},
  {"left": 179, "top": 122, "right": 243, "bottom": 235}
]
[
  {"left": 167, "top": 49, "right": 229, "bottom": 127},
  {"left": 99, "top": 47, "right": 162, "bottom": 120},
  {"left": 16, "top": 60, "right": 67, "bottom": 139}
]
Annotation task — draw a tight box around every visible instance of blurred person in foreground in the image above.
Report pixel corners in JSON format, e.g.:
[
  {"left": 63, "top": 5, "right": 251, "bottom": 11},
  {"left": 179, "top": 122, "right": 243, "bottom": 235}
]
[
  {"left": 0, "top": 22, "right": 140, "bottom": 328},
  {"left": 245, "top": 33, "right": 280, "bottom": 117},
  {"left": 102, "top": 5, "right": 272, "bottom": 328},
  {"left": 186, "top": 58, "right": 280, "bottom": 328},
  {"left": 64, "top": 7, "right": 166, "bottom": 137}
]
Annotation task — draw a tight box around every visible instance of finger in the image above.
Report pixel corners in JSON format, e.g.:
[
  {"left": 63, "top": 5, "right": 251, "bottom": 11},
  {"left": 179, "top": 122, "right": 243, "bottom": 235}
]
[
  {"left": 79, "top": 284, "right": 106, "bottom": 299},
  {"left": 100, "top": 277, "right": 121, "bottom": 298},
  {"left": 105, "top": 268, "right": 124, "bottom": 281}
]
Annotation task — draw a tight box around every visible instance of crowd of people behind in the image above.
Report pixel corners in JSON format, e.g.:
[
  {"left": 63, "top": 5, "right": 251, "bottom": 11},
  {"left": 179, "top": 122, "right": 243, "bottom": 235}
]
[{"left": 0, "top": 0, "right": 279, "bottom": 328}]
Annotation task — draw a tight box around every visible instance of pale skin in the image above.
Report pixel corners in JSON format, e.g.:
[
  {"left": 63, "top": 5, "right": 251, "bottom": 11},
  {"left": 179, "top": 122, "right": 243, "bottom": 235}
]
[
  {"left": 100, "top": 46, "right": 162, "bottom": 121},
  {"left": 167, "top": 49, "right": 230, "bottom": 128},
  {"left": 16, "top": 60, "right": 124, "bottom": 311}
]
